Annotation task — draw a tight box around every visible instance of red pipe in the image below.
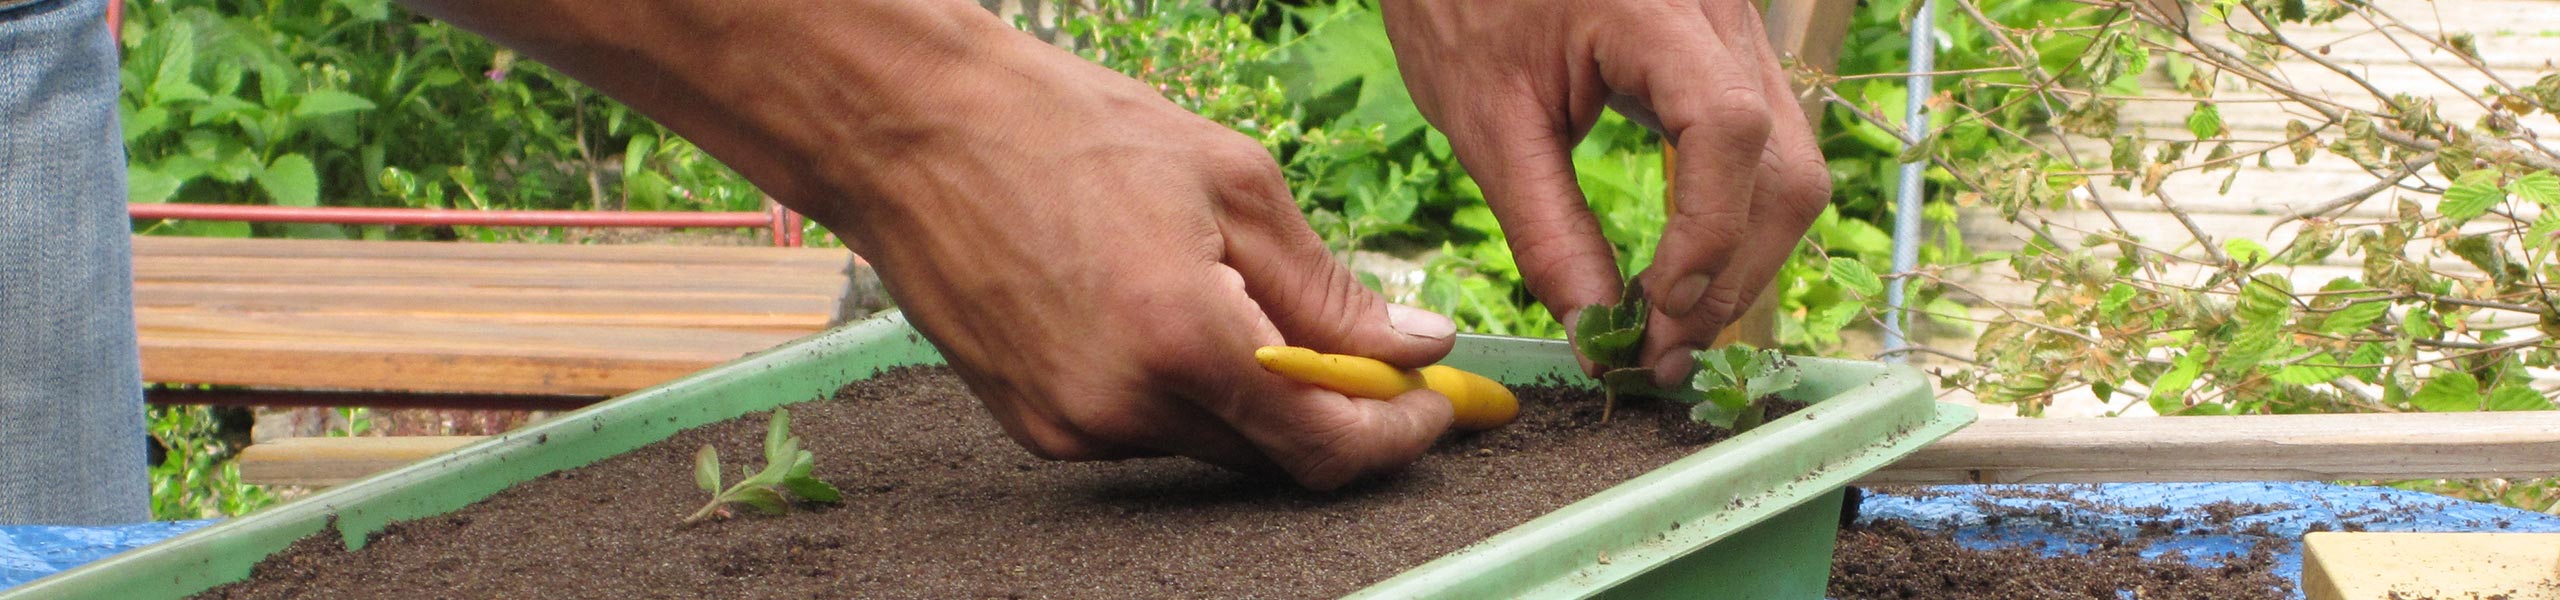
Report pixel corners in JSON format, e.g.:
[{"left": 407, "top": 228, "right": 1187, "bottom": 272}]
[{"left": 130, "top": 203, "right": 778, "bottom": 229}]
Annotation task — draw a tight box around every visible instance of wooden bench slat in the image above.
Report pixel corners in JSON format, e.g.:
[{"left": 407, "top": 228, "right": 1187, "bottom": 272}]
[
  {"left": 235, "top": 413, "right": 2560, "bottom": 487},
  {"left": 1861, "top": 411, "right": 2560, "bottom": 485},
  {"left": 135, "top": 255, "right": 846, "bottom": 295},
  {"left": 135, "top": 235, "right": 854, "bottom": 267},
  {"left": 135, "top": 283, "right": 834, "bottom": 329}
]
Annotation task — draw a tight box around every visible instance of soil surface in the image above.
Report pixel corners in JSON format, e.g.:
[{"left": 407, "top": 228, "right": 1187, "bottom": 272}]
[
  {"left": 1829, "top": 486, "right": 2297, "bottom": 600},
  {"left": 196, "top": 366, "right": 1765, "bottom": 600}
]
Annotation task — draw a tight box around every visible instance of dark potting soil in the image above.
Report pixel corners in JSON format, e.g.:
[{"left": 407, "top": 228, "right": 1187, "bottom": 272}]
[
  {"left": 1828, "top": 488, "right": 2298, "bottom": 600},
  {"left": 196, "top": 366, "right": 1782, "bottom": 600}
]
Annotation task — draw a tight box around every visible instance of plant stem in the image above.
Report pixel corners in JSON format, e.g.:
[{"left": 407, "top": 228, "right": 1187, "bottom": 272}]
[{"left": 681, "top": 499, "right": 726, "bottom": 525}]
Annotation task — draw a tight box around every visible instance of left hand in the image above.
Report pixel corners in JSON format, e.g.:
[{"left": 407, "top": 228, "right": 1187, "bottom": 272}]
[{"left": 1381, "top": 0, "right": 1831, "bottom": 385}]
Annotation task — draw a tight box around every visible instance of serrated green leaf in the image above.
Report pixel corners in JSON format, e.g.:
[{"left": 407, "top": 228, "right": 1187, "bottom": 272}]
[
  {"left": 694, "top": 445, "right": 721, "bottom": 494},
  {"left": 2221, "top": 318, "right": 2288, "bottom": 368},
  {"left": 2223, "top": 239, "right": 2270, "bottom": 265},
  {"left": 1744, "top": 360, "right": 1802, "bottom": 399},
  {"left": 2409, "top": 371, "right": 2482, "bottom": 412},
  {"left": 2529, "top": 209, "right": 2560, "bottom": 250},
  {"left": 2487, "top": 385, "right": 2551, "bottom": 411},
  {"left": 2513, "top": 171, "right": 2560, "bottom": 207},
  {"left": 2346, "top": 342, "right": 2387, "bottom": 383},
  {"left": 2147, "top": 352, "right": 2205, "bottom": 414},
  {"left": 255, "top": 154, "right": 319, "bottom": 207},
  {"left": 2186, "top": 103, "right": 2225, "bottom": 139},
  {"left": 2449, "top": 234, "right": 2507, "bottom": 276},
  {"left": 1688, "top": 395, "right": 1740, "bottom": 429},
  {"left": 1585, "top": 329, "right": 1642, "bottom": 367},
  {"left": 2272, "top": 361, "right": 2348, "bottom": 385},
  {"left": 2407, "top": 306, "right": 2441, "bottom": 340},
  {"left": 2320, "top": 301, "right": 2390, "bottom": 335},
  {"left": 2236, "top": 276, "right": 2294, "bottom": 322},
  {"left": 292, "top": 89, "right": 376, "bottom": 117},
  {"left": 730, "top": 486, "right": 788, "bottom": 515},
  {"left": 2099, "top": 283, "right": 2139, "bottom": 314},
  {"left": 1829, "top": 258, "right": 1884, "bottom": 297},
  {"left": 2439, "top": 169, "right": 2505, "bottom": 224},
  {"left": 1808, "top": 302, "right": 1860, "bottom": 339},
  {"left": 128, "top": 164, "right": 183, "bottom": 204},
  {"left": 1698, "top": 385, "right": 1752, "bottom": 423}
]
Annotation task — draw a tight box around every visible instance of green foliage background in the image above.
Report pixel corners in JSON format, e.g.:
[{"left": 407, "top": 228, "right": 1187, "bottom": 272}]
[{"left": 121, "top": 0, "right": 1974, "bottom": 519}]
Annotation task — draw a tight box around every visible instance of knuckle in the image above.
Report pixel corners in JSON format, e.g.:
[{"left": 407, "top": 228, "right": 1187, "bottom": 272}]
[
  {"left": 1205, "top": 135, "right": 1287, "bottom": 199},
  {"left": 1698, "top": 283, "right": 1748, "bottom": 325},
  {"left": 1694, "top": 88, "right": 1773, "bottom": 148},
  {"left": 1057, "top": 401, "right": 1152, "bottom": 449}
]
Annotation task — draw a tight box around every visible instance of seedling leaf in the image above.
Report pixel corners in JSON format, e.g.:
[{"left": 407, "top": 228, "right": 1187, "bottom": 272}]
[
  {"left": 731, "top": 486, "right": 788, "bottom": 515},
  {"left": 693, "top": 445, "right": 721, "bottom": 494},
  {"left": 764, "top": 408, "right": 792, "bottom": 466},
  {"left": 783, "top": 476, "right": 843, "bottom": 504},
  {"left": 683, "top": 409, "right": 844, "bottom": 526}
]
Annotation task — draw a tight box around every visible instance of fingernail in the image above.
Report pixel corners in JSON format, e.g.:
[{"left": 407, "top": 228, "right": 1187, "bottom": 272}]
[
  {"left": 1652, "top": 347, "right": 1699, "bottom": 389},
  {"left": 1661, "top": 273, "right": 1714, "bottom": 318},
  {"left": 1387, "top": 304, "right": 1457, "bottom": 341}
]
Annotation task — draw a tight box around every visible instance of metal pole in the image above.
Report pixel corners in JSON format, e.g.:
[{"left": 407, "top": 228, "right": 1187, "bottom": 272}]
[{"left": 1884, "top": 0, "right": 1938, "bottom": 362}]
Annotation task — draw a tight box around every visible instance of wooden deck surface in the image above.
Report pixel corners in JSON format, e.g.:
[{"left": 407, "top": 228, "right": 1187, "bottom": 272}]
[{"left": 135, "top": 236, "right": 853, "bottom": 396}]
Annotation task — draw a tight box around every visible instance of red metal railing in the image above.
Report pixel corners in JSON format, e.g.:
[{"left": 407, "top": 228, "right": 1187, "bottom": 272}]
[{"left": 130, "top": 203, "right": 809, "bottom": 246}]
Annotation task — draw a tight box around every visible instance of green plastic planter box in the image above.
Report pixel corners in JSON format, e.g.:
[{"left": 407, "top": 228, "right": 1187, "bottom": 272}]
[{"left": 9, "top": 313, "right": 1970, "bottom": 599}]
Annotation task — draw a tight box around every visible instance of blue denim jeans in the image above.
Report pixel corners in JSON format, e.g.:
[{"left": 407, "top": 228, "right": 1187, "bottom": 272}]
[{"left": 0, "top": 0, "right": 148, "bottom": 525}]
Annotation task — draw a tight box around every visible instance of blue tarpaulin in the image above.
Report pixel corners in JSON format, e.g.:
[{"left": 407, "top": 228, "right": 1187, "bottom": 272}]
[
  {"left": 1859, "top": 482, "right": 2560, "bottom": 599},
  {"left": 1, "top": 519, "right": 212, "bottom": 589},
  {"left": 4, "top": 483, "right": 2556, "bottom": 593}
]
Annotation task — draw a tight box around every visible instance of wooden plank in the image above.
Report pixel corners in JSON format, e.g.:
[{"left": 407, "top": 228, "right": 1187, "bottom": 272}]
[
  {"left": 134, "top": 255, "right": 846, "bottom": 295},
  {"left": 134, "top": 235, "right": 856, "bottom": 268},
  {"left": 1863, "top": 412, "right": 2560, "bottom": 484},
  {"left": 140, "top": 312, "right": 805, "bottom": 395},
  {"left": 237, "top": 412, "right": 2560, "bottom": 487},
  {"left": 135, "top": 283, "right": 833, "bottom": 329},
  {"left": 237, "top": 436, "right": 488, "bottom": 487},
  {"left": 2303, "top": 532, "right": 2560, "bottom": 600}
]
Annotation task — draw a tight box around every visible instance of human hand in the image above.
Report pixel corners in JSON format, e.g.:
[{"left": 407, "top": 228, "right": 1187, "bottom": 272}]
[
  {"left": 1381, "top": 0, "right": 1830, "bottom": 385},
  {"left": 824, "top": 28, "right": 1461, "bottom": 490},
  {"left": 407, "top": 0, "right": 1463, "bottom": 489}
]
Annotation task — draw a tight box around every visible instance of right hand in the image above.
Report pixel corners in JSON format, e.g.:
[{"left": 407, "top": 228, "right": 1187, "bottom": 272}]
[
  {"left": 820, "top": 26, "right": 1462, "bottom": 490},
  {"left": 407, "top": 0, "right": 1465, "bottom": 489}
]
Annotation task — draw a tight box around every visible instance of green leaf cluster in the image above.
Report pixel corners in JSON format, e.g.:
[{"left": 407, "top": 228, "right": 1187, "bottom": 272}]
[
  {"left": 685, "top": 408, "right": 842, "bottom": 525},
  {"left": 1687, "top": 346, "right": 1803, "bottom": 431}
]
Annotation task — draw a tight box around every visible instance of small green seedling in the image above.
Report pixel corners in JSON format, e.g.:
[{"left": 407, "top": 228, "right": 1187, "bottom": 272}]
[
  {"left": 1570, "top": 281, "right": 1660, "bottom": 422},
  {"left": 1571, "top": 280, "right": 1804, "bottom": 432},
  {"left": 1686, "top": 346, "right": 1802, "bottom": 432},
  {"left": 684, "top": 407, "right": 842, "bottom": 525}
]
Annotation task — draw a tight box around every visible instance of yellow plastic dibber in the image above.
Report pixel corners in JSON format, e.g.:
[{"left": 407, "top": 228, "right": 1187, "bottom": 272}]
[{"left": 1251, "top": 346, "right": 1520, "bottom": 431}]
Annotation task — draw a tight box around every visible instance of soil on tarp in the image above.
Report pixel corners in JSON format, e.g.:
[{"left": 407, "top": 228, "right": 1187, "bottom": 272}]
[
  {"left": 196, "top": 366, "right": 1795, "bottom": 600},
  {"left": 1827, "top": 491, "right": 2297, "bottom": 600}
]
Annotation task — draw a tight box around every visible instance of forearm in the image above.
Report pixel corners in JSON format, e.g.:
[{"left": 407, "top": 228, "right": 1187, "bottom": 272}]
[{"left": 394, "top": 0, "right": 1021, "bottom": 247}]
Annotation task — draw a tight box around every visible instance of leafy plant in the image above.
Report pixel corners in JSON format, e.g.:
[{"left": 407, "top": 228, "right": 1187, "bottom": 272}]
[
  {"left": 1687, "top": 346, "right": 1803, "bottom": 431},
  {"left": 1569, "top": 282, "right": 1658, "bottom": 421},
  {"left": 684, "top": 408, "right": 841, "bottom": 525},
  {"left": 147, "top": 405, "right": 277, "bottom": 519}
]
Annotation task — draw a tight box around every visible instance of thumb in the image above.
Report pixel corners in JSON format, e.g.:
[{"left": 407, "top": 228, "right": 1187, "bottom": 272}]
[{"left": 1220, "top": 173, "right": 1458, "bottom": 368}]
